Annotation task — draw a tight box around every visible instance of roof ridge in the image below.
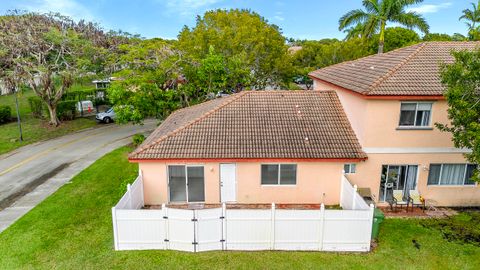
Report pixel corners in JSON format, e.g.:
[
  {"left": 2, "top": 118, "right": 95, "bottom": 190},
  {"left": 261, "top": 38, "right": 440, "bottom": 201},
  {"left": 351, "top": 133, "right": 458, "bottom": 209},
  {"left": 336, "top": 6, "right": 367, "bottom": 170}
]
[
  {"left": 366, "top": 42, "right": 428, "bottom": 94},
  {"left": 129, "top": 91, "right": 249, "bottom": 158},
  {"left": 308, "top": 42, "right": 424, "bottom": 79}
]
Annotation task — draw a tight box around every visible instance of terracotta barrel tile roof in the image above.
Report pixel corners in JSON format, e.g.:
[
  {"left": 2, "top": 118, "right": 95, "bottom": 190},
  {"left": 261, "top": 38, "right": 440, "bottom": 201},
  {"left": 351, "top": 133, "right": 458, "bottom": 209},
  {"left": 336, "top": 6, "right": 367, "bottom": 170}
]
[
  {"left": 309, "top": 41, "right": 480, "bottom": 96},
  {"left": 129, "top": 90, "right": 366, "bottom": 160}
]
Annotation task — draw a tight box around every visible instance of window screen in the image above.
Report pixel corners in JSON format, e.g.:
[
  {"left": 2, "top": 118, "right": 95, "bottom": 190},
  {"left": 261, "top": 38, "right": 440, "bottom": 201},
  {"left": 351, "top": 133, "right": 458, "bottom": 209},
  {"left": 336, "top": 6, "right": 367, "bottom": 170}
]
[{"left": 261, "top": 164, "right": 297, "bottom": 185}]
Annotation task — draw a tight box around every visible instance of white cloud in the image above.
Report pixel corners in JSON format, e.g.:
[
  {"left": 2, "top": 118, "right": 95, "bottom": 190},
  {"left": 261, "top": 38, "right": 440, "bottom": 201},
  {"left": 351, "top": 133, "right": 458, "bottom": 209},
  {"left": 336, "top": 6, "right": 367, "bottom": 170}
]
[
  {"left": 273, "top": 11, "right": 284, "bottom": 21},
  {"left": 406, "top": 2, "right": 452, "bottom": 14},
  {"left": 163, "top": 0, "right": 224, "bottom": 17},
  {"left": 18, "top": 0, "right": 94, "bottom": 21}
]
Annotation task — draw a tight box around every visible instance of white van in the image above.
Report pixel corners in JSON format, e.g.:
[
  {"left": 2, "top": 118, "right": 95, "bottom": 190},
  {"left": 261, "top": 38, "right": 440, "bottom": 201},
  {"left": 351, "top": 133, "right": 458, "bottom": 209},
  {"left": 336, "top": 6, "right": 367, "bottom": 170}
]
[{"left": 76, "top": 100, "right": 94, "bottom": 113}]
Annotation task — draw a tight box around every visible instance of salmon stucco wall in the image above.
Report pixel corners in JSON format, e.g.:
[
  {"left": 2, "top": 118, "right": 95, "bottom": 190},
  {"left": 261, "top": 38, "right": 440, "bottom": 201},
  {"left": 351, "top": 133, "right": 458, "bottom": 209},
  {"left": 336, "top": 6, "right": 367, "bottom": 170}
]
[
  {"left": 347, "top": 153, "right": 480, "bottom": 206},
  {"left": 362, "top": 99, "right": 454, "bottom": 148},
  {"left": 235, "top": 162, "right": 342, "bottom": 205},
  {"left": 313, "top": 78, "right": 455, "bottom": 149},
  {"left": 313, "top": 78, "right": 480, "bottom": 206},
  {"left": 139, "top": 161, "right": 343, "bottom": 206}
]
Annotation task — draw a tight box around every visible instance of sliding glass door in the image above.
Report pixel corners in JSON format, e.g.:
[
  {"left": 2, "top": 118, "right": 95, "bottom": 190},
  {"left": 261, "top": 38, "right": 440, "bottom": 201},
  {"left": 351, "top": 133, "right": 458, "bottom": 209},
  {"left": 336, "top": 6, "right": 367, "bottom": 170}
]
[
  {"left": 168, "top": 165, "right": 205, "bottom": 203},
  {"left": 379, "top": 165, "right": 418, "bottom": 202}
]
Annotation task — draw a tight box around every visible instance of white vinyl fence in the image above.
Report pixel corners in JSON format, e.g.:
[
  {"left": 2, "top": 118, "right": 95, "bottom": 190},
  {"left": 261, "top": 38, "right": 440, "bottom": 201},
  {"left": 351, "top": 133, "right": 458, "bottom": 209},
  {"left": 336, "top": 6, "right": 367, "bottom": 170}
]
[
  {"left": 112, "top": 173, "right": 374, "bottom": 252},
  {"left": 340, "top": 174, "right": 370, "bottom": 210}
]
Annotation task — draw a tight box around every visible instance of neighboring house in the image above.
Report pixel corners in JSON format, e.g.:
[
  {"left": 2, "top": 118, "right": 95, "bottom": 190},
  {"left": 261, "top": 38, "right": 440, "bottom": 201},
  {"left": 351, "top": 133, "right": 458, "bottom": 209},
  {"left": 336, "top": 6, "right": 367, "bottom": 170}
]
[
  {"left": 128, "top": 91, "right": 366, "bottom": 206},
  {"left": 309, "top": 41, "right": 480, "bottom": 206},
  {"left": 92, "top": 79, "right": 110, "bottom": 89},
  {"left": 92, "top": 77, "right": 121, "bottom": 89}
]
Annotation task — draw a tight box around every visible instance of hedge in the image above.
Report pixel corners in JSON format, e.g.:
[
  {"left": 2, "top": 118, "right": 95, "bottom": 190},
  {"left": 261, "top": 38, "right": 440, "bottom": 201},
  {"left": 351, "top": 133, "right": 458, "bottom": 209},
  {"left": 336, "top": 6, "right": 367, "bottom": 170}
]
[
  {"left": 55, "top": 100, "right": 77, "bottom": 121},
  {"left": 0, "top": 105, "right": 12, "bottom": 124},
  {"left": 62, "top": 89, "right": 96, "bottom": 101},
  {"left": 28, "top": 96, "right": 44, "bottom": 118}
]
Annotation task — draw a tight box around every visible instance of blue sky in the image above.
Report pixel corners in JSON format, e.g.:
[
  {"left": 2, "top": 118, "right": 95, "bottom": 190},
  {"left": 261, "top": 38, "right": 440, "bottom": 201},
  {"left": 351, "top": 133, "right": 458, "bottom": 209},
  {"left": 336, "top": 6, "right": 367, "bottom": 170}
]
[{"left": 0, "top": 0, "right": 472, "bottom": 40}]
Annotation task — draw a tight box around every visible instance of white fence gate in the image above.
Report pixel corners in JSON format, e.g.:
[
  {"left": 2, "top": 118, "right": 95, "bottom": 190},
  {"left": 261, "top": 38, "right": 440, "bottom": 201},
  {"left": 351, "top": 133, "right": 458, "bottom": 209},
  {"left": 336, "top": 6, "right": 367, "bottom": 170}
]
[{"left": 112, "top": 173, "right": 375, "bottom": 252}]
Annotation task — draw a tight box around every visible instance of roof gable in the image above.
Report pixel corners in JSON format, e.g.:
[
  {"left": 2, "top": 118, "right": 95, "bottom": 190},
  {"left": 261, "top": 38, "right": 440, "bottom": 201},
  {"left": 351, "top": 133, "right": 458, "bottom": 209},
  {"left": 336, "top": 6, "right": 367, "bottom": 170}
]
[
  {"left": 129, "top": 91, "right": 366, "bottom": 160},
  {"left": 309, "top": 42, "right": 480, "bottom": 96}
]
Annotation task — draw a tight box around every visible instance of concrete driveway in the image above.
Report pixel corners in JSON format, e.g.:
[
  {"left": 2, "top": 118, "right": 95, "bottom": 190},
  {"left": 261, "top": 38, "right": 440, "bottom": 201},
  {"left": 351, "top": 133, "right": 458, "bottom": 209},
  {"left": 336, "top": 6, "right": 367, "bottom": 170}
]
[{"left": 0, "top": 119, "right": 157, "bottom": 232}]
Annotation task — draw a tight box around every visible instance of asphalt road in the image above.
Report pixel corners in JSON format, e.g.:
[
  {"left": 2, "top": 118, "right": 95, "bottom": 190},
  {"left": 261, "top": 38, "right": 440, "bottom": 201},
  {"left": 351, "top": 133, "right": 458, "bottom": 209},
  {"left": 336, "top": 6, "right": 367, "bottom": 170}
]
[{"left": 0, "top": 119, "right": 156, "bottom": 232}]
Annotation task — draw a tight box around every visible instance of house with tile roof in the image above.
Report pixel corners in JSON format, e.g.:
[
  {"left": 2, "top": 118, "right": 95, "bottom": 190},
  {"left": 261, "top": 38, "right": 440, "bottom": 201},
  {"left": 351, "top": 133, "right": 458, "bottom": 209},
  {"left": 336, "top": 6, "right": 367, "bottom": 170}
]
[
  {"left": 129, "top": 41, "right": 480, "bottom": 207},
  {"left": 129, "top": 90, "right": 366, "bottom": 205},
  {"left": 309, "top": 41, "right": 480, "bottom": 206}
]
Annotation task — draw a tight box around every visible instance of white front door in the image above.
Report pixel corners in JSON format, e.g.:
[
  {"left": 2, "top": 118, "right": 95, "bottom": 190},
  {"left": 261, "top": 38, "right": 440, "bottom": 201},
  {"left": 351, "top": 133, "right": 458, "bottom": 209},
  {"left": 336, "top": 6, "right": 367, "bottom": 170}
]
[{"left": 220, "top": 163, "right": 236, "bottom": 202}]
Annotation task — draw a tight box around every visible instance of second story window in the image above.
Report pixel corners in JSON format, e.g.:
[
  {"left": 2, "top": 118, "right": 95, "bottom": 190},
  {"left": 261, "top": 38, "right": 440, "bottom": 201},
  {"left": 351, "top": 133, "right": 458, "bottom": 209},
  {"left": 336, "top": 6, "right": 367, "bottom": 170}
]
[{"left": 399, "top": 102, "right": 432, "bottom": 127}]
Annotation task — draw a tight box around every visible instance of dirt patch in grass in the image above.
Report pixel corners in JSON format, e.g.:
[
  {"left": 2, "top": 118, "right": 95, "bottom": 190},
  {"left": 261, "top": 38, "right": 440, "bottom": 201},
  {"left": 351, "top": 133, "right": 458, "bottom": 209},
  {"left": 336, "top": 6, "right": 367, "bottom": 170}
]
[{"left": 421, "top": 210, "right": 480, "bottom": 246}]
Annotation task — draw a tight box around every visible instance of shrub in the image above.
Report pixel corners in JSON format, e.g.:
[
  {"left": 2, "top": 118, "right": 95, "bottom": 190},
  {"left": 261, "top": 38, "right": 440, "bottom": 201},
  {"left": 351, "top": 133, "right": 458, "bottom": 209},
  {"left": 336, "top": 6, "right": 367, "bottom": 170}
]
[
  {"left": 132, "top": 133, "right": 145, "bottom": 147},
  {"left": 56, "top": 100, "right": 77, "bottom": 121},
  {"left": 93, "top": 97, "right": 109, "bottom": 107},
  {"left": 62, "top": 89, "right": 96, "bottom": 101},
  {"left": 0, "top": 105, "right": 11, "bottom": 124},
  {"left": 28, "top": 96, "right": 44, "bottom": 118}
]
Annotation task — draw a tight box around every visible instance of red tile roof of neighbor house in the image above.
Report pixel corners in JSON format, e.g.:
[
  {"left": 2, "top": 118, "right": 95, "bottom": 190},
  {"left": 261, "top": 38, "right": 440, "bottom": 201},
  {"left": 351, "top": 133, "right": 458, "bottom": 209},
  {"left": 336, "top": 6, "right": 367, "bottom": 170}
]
[
  {"left": 309, "top": 41, "right": 480, "bottom": 96},
  {"left": 129, "top": 90, "right": 367, "bottom": 161}
]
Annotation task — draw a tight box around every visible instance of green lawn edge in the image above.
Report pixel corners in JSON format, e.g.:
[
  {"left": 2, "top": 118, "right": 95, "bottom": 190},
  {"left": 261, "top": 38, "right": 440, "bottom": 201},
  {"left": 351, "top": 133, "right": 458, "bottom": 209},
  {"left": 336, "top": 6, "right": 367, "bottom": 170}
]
[
  {"left": 0, "top": 89, "right": 98, "bottom": 155},
  {"left": 0, "top": 146, "right": 479, "bottom": 269}
]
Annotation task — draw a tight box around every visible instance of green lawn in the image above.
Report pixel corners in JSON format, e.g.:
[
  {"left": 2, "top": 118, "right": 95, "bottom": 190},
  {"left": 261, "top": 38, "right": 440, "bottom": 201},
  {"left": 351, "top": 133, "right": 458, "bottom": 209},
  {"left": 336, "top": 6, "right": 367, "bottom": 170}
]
[
  {"left": 0, "top": 90, "right": 97, "bottom": 155},
  {"left": 0, "top": 146, "right": 479, "bottom": 269}
]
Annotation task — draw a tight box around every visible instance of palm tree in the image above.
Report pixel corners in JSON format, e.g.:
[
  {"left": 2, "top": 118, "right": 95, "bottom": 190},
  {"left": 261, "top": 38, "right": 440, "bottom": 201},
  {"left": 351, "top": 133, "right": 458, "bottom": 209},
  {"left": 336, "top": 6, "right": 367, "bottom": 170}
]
[
  {"left": 459, "top": 1, "right": 480, "bottom": 40},
  {"left": 339, "top": 0, "right": 429, "bottom": 54}
]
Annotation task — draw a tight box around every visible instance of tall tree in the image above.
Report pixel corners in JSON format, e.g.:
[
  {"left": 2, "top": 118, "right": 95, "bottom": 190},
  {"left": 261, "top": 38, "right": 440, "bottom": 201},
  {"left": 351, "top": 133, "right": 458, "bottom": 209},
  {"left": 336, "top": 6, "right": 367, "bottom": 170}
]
[
  {"left": 380, "top": 27, "right": 420, "bottom": 52},
  {"left": 0, "top": 12, "right": 102, "bottom": 126},
  {"left": 438, "top": 49, "right": 480, "bottom": 181},
  {"left": 339, "top": 0, "right": 429, "bottom": 54},
  {"left": 107, "top": 38, "right": 184, "bottom": 123},
  {"left": 459, "top": 1, "right": 480, "bottom": 40},
  {"left": 178, "top": 9, "right": 289, "bottom": 89}
]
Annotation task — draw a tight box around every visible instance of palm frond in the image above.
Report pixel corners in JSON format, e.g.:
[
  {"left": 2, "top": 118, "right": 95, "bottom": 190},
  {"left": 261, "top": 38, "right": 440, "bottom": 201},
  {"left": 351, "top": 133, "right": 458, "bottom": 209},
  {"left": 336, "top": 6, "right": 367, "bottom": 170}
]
[
  {"left": 363, "top": 16, "right": 380, "bottom": 38},
  {"left": 391, "top": 11, "right": 429, "bottom": 33},
  {"left": 362, "top": 0, "right": 380, "bottom": 14},
  {"left": 460, "top": 9, "right": 475, "bottom": 21},
  {"left": 338, "top": 9, "right": 370, "bottom": 31},
  {"left": 343, "top": 23, "right": 366, "bottom": 40}
]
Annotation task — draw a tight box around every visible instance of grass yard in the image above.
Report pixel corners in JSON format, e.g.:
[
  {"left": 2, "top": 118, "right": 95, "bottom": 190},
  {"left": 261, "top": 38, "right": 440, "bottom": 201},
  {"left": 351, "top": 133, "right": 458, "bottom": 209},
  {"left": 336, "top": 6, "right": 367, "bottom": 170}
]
[
  {"left": 0, "top": 90, "right": 97, "bottom": 155},
  {"left": 0, "top": 146, "right": 479, "bottom": 269}
]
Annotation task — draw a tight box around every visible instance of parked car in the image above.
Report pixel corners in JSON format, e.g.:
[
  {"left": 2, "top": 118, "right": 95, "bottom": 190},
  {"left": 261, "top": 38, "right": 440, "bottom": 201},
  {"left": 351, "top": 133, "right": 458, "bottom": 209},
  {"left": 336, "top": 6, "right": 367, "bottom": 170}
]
[{"left": 96, "top": 107, "right": 116, "bottom": 123}]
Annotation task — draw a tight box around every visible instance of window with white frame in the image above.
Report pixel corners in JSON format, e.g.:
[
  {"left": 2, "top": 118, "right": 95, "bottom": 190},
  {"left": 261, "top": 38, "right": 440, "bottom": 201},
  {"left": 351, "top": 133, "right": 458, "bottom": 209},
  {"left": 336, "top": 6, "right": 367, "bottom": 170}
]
[
  {"left": 261, "top": 164, "right": 297, "bottom": 185},
  {"left": 427, "top": 164, "right": 477, "bottom": 186},
  {"left": 399, "top": 102, "right": 432, "bottom": 127},
  {"left": 344, "top": 163, "right": 356, "bottom": 174}
]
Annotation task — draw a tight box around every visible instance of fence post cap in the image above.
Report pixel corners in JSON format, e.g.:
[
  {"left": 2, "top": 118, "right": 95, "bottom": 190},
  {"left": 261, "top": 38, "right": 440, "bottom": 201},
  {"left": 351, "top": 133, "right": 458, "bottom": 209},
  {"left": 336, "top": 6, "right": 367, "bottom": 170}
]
[
  {"left": 369, "top": 204, "right": 375, "bottom": 209},
  {"left": 161, "top": 203, "right": 166, "bottom": 209}
]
